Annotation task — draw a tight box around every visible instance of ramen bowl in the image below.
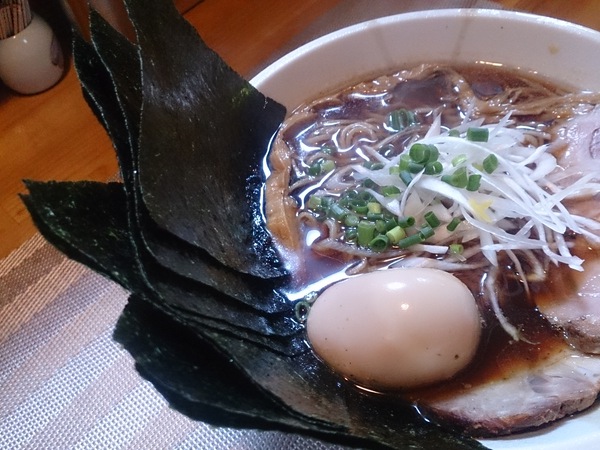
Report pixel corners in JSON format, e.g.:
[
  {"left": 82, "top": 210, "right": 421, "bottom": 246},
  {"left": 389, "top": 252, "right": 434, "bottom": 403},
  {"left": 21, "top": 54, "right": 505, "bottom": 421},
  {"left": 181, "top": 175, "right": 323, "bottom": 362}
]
[{"left": 251, "top": 9, "right": 600, "bottom": 450}]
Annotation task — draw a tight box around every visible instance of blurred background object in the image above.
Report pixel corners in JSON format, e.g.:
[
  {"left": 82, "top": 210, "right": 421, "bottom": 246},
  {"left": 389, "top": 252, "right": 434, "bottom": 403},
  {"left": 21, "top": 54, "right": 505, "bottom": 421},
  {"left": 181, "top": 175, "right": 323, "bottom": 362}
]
[{"left": 0, "top": 0, "right": 64, "bottom": 94}]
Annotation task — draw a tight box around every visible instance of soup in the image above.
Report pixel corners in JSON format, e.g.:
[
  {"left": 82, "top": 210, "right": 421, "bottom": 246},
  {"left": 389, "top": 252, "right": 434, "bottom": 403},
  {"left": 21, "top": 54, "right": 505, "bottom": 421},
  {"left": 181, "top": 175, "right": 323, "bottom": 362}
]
[{"left": 264, "top": 63, "right": 600, "bottom": 436}]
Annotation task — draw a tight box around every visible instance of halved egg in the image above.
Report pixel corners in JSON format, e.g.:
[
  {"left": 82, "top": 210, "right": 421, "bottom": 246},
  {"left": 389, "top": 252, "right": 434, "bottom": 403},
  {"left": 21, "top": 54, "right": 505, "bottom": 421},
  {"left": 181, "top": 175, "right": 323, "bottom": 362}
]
[{"left": 306, "top": 267, "right": 481, "bottom": 390}]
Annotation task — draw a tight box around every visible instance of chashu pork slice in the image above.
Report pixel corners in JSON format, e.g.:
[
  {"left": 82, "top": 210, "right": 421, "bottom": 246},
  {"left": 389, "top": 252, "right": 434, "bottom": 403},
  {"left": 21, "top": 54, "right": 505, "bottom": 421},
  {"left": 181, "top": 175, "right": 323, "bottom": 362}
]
[
  {"left": 536, "top": 106, "right": 600, "bottom": 354},
  {"left": 536, "top": 254, "right": 600, "bottom": 354},
  {"left": 417, "top": 346, "right": 600, "bottom": 437}
]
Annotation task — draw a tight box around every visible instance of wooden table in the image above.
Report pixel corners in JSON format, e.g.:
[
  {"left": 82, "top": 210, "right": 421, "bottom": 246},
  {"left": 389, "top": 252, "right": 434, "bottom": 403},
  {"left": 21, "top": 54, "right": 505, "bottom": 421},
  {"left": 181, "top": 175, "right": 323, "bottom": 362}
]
[{"left": 1, "top": 0, "right": 600, "bottom": 259}]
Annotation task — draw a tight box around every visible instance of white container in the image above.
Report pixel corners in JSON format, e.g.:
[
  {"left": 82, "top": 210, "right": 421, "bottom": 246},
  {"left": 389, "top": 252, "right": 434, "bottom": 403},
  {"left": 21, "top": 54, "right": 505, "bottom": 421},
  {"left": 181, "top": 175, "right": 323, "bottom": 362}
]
[{"left": 0, "top": 13, "right": 64, "bottom": 94}]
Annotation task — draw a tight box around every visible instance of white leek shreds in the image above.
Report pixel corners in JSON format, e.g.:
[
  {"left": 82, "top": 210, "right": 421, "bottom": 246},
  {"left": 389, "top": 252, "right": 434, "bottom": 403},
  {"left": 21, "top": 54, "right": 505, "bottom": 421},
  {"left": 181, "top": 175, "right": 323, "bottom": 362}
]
[{"left": 349, "top": 113, "right": 600, "bottom": 270}]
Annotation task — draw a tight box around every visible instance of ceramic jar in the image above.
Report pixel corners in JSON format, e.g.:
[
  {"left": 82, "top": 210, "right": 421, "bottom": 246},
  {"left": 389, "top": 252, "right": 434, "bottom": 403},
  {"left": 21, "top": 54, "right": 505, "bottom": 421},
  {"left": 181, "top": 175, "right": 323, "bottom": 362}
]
[{"left": 0, "top": 13, "right": 64, "bottom": 94}]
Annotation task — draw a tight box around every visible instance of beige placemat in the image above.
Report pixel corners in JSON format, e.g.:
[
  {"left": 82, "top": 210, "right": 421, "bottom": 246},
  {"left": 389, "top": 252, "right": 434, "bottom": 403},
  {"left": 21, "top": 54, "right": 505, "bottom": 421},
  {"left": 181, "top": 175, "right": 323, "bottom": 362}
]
[{"left": 0, "top": 1, "right": 501, "bottom": 449}]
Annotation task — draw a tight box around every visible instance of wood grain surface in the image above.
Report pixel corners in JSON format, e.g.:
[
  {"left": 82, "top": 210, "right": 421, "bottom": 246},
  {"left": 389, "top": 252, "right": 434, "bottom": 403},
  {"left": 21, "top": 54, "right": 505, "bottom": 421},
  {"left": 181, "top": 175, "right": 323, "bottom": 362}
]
[{"left": 1, "top": 0, "right": 599, "bottom": 258}]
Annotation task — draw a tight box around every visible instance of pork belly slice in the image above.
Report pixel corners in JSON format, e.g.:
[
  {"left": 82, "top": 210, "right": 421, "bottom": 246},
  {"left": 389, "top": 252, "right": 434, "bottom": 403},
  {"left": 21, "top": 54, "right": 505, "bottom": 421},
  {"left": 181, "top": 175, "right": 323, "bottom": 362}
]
[
  {"left": 535, "top": 106, "right": 600, "bottom": 353},
  {"left": 536, "top": 256, "right": 600, "bottom": 354},
  {"left": 418, "top": 347, "right": 600, "bottom": 437}
]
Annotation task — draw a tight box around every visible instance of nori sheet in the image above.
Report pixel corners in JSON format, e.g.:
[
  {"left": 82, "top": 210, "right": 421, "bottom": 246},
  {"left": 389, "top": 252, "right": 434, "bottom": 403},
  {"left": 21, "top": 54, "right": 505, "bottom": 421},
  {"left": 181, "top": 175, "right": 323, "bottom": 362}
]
[
  {"left": 81, "top": 12, "right": 291, "bottom": 315},
  {"left": 128, "top": 0, "right": 288, "bottom": 279}
]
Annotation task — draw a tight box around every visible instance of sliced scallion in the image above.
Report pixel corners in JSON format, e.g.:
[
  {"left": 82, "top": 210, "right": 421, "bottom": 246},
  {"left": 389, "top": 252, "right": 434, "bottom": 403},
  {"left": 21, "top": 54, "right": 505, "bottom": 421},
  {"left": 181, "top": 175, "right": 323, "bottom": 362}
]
[
  {"left": 327, "top": 203, "right": 349, "bottom": 221},
  {"left": 382, "top": 185, "right": 401, "bottom": 197},
  {"left": 369, "top": 234, "right": 389, "bottom": 252},
  {"left": 357, "top": 220, "right": 376, "bottom": 246},
  {"left": 344, "top": 213, "right": 360, "bottom": 227},
  {"left": 424, "top": 161, "right": 443, "bottom": 175},
  {"left": 424, "top": 211, "right": 440, "bottom": 228},
  {"left": 386, "top": 225, "right": 406, "bottom": 244},
  {"left": 409, "top": 143, "right": 430, "bottom": 164},
  {"left": 399, "top": 170, "right": 413, "bottom": 186},
  {"left": 483, "top": 154, "right": 499, "bottom": 174},
  {"left": 449, "top": 243, "right": 464, "bottom": 254},
  {"left": 367, "top": 202, "right": 382, "bottom": 214},
  {"left": 398, "top": 233, "right": 424, "bottom": 249},
  {"left": 467, "top": 127, "right": 489, "bottom": 142},
  {"left": 452, "top": 154, "right": 467, "bottom": 167},
  {"left": 320, "top": 159, "right": 335, "bottom": 173},
  {"left": 467, "top": 174, "right": 482, "bottom": 191},
  {"left": 387, "top": 108, "right": 418, "bottom": 132},
  {"left": 398, "top": 216, "right": 416, "bottom": 228},
  {"left": 419, "top": 225, "right": 435, "bottom": 240},
  {"left": 442, "top": 167, "right": 468, "bottom": 188},
  {"left": 446, "top": 217, "right": 462, "bottom": 231},
  {"left": 306, "top": 195, "right": 322, "bottom": 209}
]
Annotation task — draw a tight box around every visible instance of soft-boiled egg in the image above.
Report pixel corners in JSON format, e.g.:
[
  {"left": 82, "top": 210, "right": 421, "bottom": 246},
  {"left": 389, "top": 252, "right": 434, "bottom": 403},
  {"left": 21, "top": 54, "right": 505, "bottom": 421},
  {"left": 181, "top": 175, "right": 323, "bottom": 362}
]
[{"left": 306, "top": 267, "right": 481, "bottom": 390}]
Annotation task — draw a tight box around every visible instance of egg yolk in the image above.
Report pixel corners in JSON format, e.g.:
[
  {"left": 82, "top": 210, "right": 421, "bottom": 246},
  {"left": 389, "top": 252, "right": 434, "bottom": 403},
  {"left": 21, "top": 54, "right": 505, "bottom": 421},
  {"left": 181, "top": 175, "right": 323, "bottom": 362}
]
[{"left": 306, "top": 267, "right": 481, "bottom": 390}]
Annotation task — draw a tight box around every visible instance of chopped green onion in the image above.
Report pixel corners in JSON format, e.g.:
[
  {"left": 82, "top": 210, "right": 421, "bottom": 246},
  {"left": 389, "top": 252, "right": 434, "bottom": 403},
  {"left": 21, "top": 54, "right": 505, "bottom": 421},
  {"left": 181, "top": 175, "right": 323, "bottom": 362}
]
[
  {"left": 322, "top": 160, "right": 335, "bottom": 173},
  {"left": 467, "top": 127, "right": 489, "bottom": 142},
  {"left": 398, "top": 216, "right": 416, "bottom": 228},
  {"left": 306, "top": 195, "right": 322, "bottom": 209},
  {"left": 419, "top": 225, "right": 435, "bottom": 240},
  {"left": 448, "top": 129, "right": 460, "bottom": 137},
  {"left": 467, "top": 174, "right": 482, "bottom": 191},
  {"left": 399, "top": 170, "right": 413, "bottom": 186},
  {"left": 308, "top": 162, "right": 321, "bottom": 176},
  {"left": 369, "top": 234, "right": 389, "bottom": 252},
  {"left": 449, "top": 243, "right": 464, "bottom": 254},
  {"left": 398, "top": 233, "right": 424, "bottom": 249},
  {"left": 358, "top": 220, "right": 376, "bottom": 246},
  {"left": 364, "top": 161, "right": 384, "bottom": 170},
  {"left": 321, "top": 197, "right": 334, "bottom": 208},
  {"left": 344, "top": 189, "right": 359, "bottom": 199},
  {"left": 424, "top": 161, "right": 443, "bottom": 175},
  {"left": 344, "top": 227, "right": 358, "bottom": 242},
  {"left": 389, "top": 165, "right": 401, "bottom": 175},
  {"left": 386, "top": 225, "right": 406, "bottom": 244},
  {"left": 399, "top": 154, "right": 411, "bottom": 171},
  {"left": 483, "top": 154, "right": 499, "bottom": 174},
  {"left": 327, "top": 203, "right": 349, "bottom": 220},
  {"left": 382, "top": 185, "right": 401, "bottom": 197},
  {"left": 351, "top": 199, "right": 368, "bottom": 214},
  {"left": 426, "top": 144, "right": 440, "bottom": 163},
  {"left": 408, "top": 143, "right": 439, "bottom": 166},
  {"left": 408, "top": 161, "right": 425, "bottom": 173},
  {"left": 362, "top": 178, "right": 375, "bottom": 188},
  {"left": 375, "top": 219, "right": 387, "bottom": 233},
  {"left": 367, "top": 212, "right": 384, "bottom": 221},
  {"left": 384, "top": 217, "right": 398, "bottom": 231},
  {"left": 452, "top": 154, "right": 467, "bottom": 167},
  {"left": 358, "top": 191, "right": 373, "bottom": 201},
  {"left": 409, "top": 143, "right": 430, "bottom": 164},
  {"left": 367, "top": 202, "right": 382, "bottom": 214},
  {"left": 446, "top": 217, "right": 462, "bottom": 231},
  {"left": 424, "top": 211, "right": 440, "bottom": 228},
  {"left": 387, "top": 108, "right": 418, "bottom": 132},
  {"left": 442, "top": 167, "right": 468, "bottom": 188},
  {"left": 344, "top": 213, "right": 360, "bottom": 227},
  {"left": 294, "top": 300, "right": 311, "bottom": 322}
]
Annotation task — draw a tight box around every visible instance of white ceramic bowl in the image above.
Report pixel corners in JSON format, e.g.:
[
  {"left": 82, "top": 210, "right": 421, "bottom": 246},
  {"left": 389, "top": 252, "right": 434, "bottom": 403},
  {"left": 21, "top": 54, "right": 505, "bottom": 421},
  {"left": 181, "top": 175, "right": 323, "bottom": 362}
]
[{"left": 251, "top": 9, "right": 600, "bottom": 450}]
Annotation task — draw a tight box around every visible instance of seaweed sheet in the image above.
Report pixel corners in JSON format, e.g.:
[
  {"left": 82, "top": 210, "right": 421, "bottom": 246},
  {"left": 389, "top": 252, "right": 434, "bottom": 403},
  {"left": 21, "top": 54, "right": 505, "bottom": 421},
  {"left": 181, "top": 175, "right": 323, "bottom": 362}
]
[
  {"left": 83, "top": 11, "right": 291, "bottom": 316},
  {"left": 129, "top": 0, "right": 287, "bottom": 279},
  {"left": 20, "top": 0, "right": 489, "bottom": 448}
]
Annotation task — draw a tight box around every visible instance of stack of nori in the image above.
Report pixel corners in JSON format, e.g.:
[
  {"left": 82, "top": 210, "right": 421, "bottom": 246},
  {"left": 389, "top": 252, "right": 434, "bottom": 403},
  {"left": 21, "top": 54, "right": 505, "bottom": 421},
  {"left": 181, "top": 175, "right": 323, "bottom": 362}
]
[{"left": 20, "top": 1, "right": 486, "bottom": 448}]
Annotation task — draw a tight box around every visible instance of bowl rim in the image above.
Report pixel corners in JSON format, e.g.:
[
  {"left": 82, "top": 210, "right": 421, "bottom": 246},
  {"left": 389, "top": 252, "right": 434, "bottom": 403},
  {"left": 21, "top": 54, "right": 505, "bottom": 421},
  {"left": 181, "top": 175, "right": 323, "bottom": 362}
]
[{"left": 252, "top": 8, "right": 600, "bottom": 111}]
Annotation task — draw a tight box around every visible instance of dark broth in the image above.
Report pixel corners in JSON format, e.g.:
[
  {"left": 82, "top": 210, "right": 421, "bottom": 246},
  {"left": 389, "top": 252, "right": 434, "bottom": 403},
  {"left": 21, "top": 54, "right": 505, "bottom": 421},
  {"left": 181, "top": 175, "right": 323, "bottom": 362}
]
[{"left": 265, "top": 63, "right": 600, "bottom": 426}]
